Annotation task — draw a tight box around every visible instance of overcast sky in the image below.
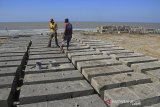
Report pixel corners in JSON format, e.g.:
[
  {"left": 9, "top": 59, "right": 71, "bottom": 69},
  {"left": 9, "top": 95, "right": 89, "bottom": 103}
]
[{"left": 0, "top": 0, "right": 160, "bottom": 22}]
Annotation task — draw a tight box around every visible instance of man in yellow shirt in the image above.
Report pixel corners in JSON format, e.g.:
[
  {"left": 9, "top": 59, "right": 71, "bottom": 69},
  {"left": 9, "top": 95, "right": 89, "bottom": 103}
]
[{"left": 48, "top": 18, "right": 59, "bottom": 47}]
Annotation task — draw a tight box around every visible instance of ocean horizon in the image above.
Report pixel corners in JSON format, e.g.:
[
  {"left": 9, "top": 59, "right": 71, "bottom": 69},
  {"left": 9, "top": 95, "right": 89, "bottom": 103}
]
[{"left": 0, "top": 22, "right": 160, "bottom": 36}]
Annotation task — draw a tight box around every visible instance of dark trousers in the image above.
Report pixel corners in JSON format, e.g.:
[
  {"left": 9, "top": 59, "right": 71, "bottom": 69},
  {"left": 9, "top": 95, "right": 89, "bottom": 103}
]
[
  {"left": 48, "top": 32, "right": 59, "bottom": 47},
  {"left": 61, "top": 36, "right": 72, "bottom": 50}
]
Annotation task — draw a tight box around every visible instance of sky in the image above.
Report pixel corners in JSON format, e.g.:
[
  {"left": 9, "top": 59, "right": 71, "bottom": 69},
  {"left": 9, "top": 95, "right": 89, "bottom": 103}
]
[{"left": 0, "top": 0, "right": 160, "bottom": 22}]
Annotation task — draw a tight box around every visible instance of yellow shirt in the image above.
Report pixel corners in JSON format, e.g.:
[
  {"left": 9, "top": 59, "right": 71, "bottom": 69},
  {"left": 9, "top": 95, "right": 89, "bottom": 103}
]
[{"left": 50, "top": 22, "right": 58, "bottom": 32}]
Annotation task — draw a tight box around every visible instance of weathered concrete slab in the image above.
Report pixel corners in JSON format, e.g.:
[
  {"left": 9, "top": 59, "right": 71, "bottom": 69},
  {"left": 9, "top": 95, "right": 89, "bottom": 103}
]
[
  {"left": 104, "top": 87, "right": 140, "bottom": 107},
  {"left": 0, "top": 56, "right": 23, "bottom": 62},
  {"left": 30, "top": 51, "right": 62, "bottom": 55},
  {"left": 102, "top": 50, "right": 133, "bottom": 55},
  {"left": 23, "top": 70, "right": 83, "bottom": 85},
  {"left": 0, "top": 67, "right": 17, "bottom": 76},
  {"left": 29, "top": 54, "right": 66, "bottom": 60},
  {"left": 91, "top": 45, "right": 118, "bottom": 49},
  {"left": 0, "top": 53, "right": 24, "bottom": 57},
  {"left": 25, "top": 63, "right": 75, "bottom": 74},
  {"left": 86, "top": 42, "right": 112, "bottom": 46},
  {"left": 145, "top": 69, "right": 160, "bottom": 81},
  {"left": 95, "top": 47, "right": 125, "bottom": 51},
  {"left": 30, "top": 48, "right": 60, "bottom": 52},
  {"left": 27, "top": 58, "right": 70, "bottom": 66},
  {"left": 0, "top": 60, "right": 21, "bottom": 67},
  {"left": 18, "top": 94, "right": 107, "bottom": 107},
  {"left": 131, "top": 61, "right": 160, "bottom": 72},
  {"left": 0, "top": 48, "right": 26, "bottom": 54},
  {"left": 91, "top": 72, "right": 151, "bottom": 95},
  {"left": 72, "top": 55, "right": 111, "bottom": 67},
  {"left": 82, "top": 65, "right": 133, "bottom": 82},
  {"left": 77, "top": 59, "right": 122, "bottom": 72},
  {"left": 68, "top": 51, "right": 102, "bottom": 59},
  {"left": 65, "top": 49, "right": 95, "bottom": 54},
  {"left": 119, "top": 56, "right": 158, "bottom": 67},
  {"left": 0, "top": 88, "right": 12, "bottom": 107},
  {"left": 0, "top": 76, "right": 14, "bottom": 88},
  {"left": 104, "top": 82, "right": 160, "bottom": 107},
  {"left": 63, "top": 46, "right": 90, "bottom": 50},
  {"left": 110, "top": 53, "right": 145, "bottom": 60},
  {"left": 19, "top": 80, "right": 94, "bottom": 104}
]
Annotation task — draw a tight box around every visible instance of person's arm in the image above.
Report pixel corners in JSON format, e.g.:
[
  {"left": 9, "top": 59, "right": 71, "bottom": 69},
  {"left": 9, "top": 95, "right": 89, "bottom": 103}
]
[
  {"left": 50, "top": 23, "right": 53, "bottom": 29},
  {"left": 64, "top": 23, "right": 67, "bottom": 34}
]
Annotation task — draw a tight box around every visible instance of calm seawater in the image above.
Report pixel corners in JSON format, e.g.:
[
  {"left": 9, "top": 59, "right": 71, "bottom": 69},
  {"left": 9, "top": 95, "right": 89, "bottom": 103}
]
[{"left": 0, "top": 22, "right": 160, "bottom": 36}]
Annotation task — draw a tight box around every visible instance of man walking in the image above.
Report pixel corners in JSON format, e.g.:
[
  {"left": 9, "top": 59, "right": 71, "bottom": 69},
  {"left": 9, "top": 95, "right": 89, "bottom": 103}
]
[
  {"left": 61, "top": 18, "right": 73, "bottom": 50},
  {"left": 48, "top": 18, "right": 59, "bottom": 47}
]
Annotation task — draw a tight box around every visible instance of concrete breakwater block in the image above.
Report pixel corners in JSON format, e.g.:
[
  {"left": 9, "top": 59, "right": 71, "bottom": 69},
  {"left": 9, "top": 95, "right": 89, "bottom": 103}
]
[
  {"left": 119, "top": 56, "right": 158, "bottom": 67},
  {"left": 91, "top": 72, "right": 151, "bottom": 95},
  {"left": 27, "top": 58, "right": 70, "bottom": 66},
  {"left": 18, "top": 94, "right": 106, "bottom": 107},
  {"left": 65, "top": 49, "right": 95, "bottom": 54},
  {"left": 77, "top": 59, "right": 122, "bottom": 72},
  {"left": 25, "top": 63, "right": 75, "bottom": 74},
  {"left": 0, "top": 88, "right": 12, "bottom": 107},
  {"left": 110, "top": 53, "right": 144, "bottom": 60},
  {"left": 0, "top": 56, "right": 23, "bottom": 62},
  {"left": 29, "top": 54, "right": 66, "bottom": 60},
  {"left": 82, "top": 65, "right": 133, "bottom": 82},
  {"left": 0, "top": 67, "right": 18, "bottom": 76},
  {"left": 30, "top": 48, "right": 60, "bottom": 52},
  {"left": 0, "top": 48, "right": 26, "bottom": 54},
  {"left": 104, "top": 82, "right": 160, "bottom": 106},
  {"left": 23, "top": 70, "right": 83, "bottom": 85},
  {"left": 0, "top": 60, "right": 21, "bottom": 67},
  {"left": 95, "top": 47, "right": 125, "bottom": 51},
  {"left": 0, "top": 53, "right": 25, "bottom": 57},
  {"left": 131, "top": 61, "right": 160, "bottom": 72},
  {"left": 63, "top": 46, "right": 90, "bottom": 51},
  {"left": 19, "top": 80, "right": 94, "bottom": 104},
  {"left": 102, "top": 50, "right": 133, "bottom": 55},
  {"left": 91, "top": 45, "right": 117, "bottom": 49},
  {"left": 67, "top": 51, "right": 103, "bottom": 59},
  {"left": 30, "top": 51, "right": 61, "bottom": 55},
  {"left": 86, "top": 42, "right": 112, "bottom": 46},
  {"left": 145, "top": 69, "right": 160, "bottom": 81},
  {"left": 0, "top": 76, "right": 14, "bottom": 88},
  {"left": 72, "top": 55, "right": 111, "bottom": 67}
]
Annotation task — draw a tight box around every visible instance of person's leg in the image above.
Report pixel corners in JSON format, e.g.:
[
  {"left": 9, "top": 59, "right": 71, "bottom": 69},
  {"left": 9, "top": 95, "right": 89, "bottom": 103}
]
[
  {"left": 55, "top": 32, "right": 59, "bottom": 46},
  {"left": 67, "top": 36, "right": 72, "bottom": 50},
  {"left": 48, "top": 33, "right": 53, "bottom": 47}
]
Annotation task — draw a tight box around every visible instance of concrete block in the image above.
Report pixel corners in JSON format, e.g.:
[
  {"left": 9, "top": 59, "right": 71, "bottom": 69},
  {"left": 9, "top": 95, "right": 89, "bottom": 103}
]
[
  {"left": 145, "top": 69, "right": 160, "bottom": 81},
  {"left": 119, "top": 56, "right": 158, "bottom": 67},
  {"left": 91, "top": 72, "right": 151, "bottom": 95},
  {"left": 24, "top": 70, "right": 83, "bottom": 85},
  {"left": 110, "top": 53, "right": 144, "bottom": 60},
  {"left": 27, "top": 58, "right": 70, "bottom": 66},
  {"left": 29, "top": 54, "right": 66, "bottom": 60},
  {"left": 0, "top": 56, "right": 23, "bottom": 62},
  {"left": 0, "top": 67, "right": 17, "bottom": 76},
  {"left": 0, "top": 60, "right": 21, "bottom": 67},
  {"left": 65, "top": 49, "right": 94, "bottom": 54},
  {"left": 63, "top": 46, "right": 90, "bottom": 51},
  {"left": 19, "top": 80, "right": 94, "bottom": 104},
  {"left": 95, "top": 47, "right": 125, "bottom": 51},
  {"left": 128, "top": 84, "right": 160, "bottom": 106},
  {"left": 0, "top": 53, "right": 24, "bottom": 57},
  {"left": 131, "top": 61, "right": 160, "bottom": 72},
  {"left": 102, "top": 50, "right": 133, "bottom": 55},
  {"left": 30, "top": 51, "right": 61, "bottom": 55},
  {"left": 30, "top": 48, "right": 60, "bottom": 52},
  {"left": 25, "top": 63, "right": 75, "bottom": 74},
  {"left": 91, "top": 45, "right": 117, "bottom": 49},
  {"left": 68, "top": 51, "right": 102, "bottom": 59},
  {"left": 0, "top": 76, "right": 14, "bottom": 88},
  {"left": 82, "top": 65, "right": 133, "bottom": 82},
  {"left": 72, "top": 55, "right": 111, "bottom": 67},
  {"left": 0, "top": 88, "right": 12, "bottom": 107},
  {"left": 18, "top": 94, "right": 106, "bottom": 107},
  {"left": 77, "top": 59, "right": 122, "bottom": 72},
  {"left": 104, "top": 87, "right": 140, "bottom": 107}
]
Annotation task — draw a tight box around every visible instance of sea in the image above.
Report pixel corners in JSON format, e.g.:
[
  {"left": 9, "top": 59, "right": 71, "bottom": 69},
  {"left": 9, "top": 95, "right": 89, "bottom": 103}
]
[{"left": 0, "top": 22, "right": 160, "bottom": 36}]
